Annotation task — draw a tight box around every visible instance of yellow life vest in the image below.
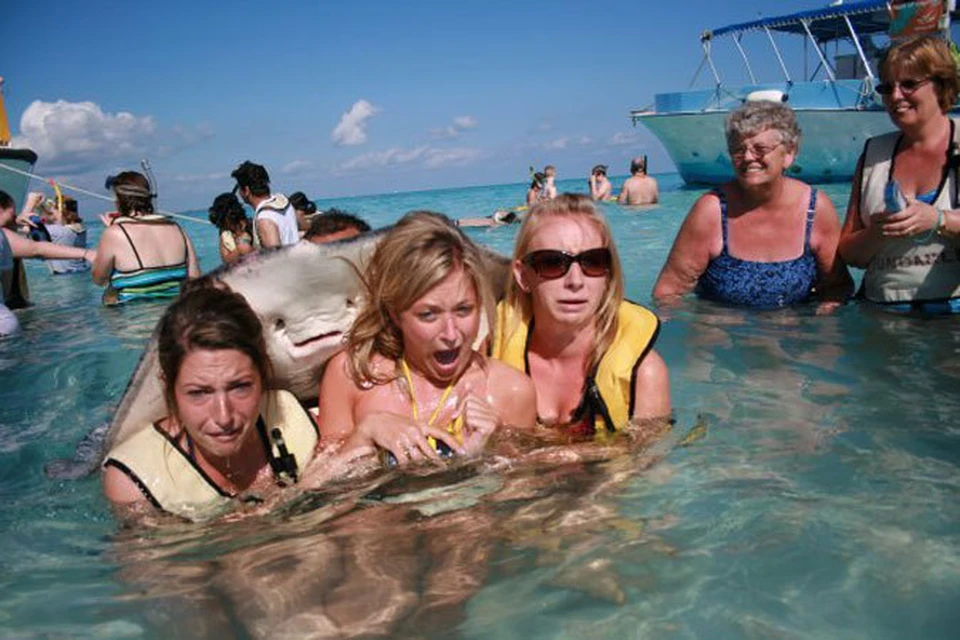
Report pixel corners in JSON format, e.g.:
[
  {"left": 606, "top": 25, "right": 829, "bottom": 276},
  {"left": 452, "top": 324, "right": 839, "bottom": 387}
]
[
  {"left": 103, "top": 389, "right": 318, "bottom": 521},
  {"left": 491, "top": 300, "right": 660, "bottom": 433}
]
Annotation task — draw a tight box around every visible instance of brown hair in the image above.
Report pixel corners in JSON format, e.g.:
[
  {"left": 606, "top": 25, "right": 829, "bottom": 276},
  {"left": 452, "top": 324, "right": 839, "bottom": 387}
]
[
  {"left": 110, "top": 171, "right": 155, "bottom": 216},
  {"left": 60, "top": 196, "right": 81, "bottom": 225},
  {"left": 156, "top": 279, "right": 270, "bottom": 414},
  {"left": 346, "top": 210, "right": 494, "bottom": 386},
  {"left": 880, "top": 35, "right": 960, "bottom": 113},
  {"left": 504, "top": 194, "right": 624, "bottom": 371}
]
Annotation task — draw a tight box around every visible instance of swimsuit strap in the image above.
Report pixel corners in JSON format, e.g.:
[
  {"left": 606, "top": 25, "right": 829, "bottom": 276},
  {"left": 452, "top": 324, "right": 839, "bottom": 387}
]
[
  {"left": 400, "top": 358, "right": 454, "bottom": 426},
  {"left": 714, "top": 189, "right": 730, "bottom": 255},
  {"left": 177, "top": 223, "right": 189, "bottom": 262},
  {"left": 803, "top": 188, "right": 818, "bottom": 253},
  {"left": 116, "top": 223, "right": 145, "bottom": 270}
]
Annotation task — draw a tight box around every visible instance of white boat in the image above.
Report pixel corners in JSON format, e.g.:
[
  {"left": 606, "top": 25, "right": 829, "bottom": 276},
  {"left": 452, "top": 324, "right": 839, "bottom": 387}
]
[{"left": 632, "top": 0, "right": 958, "bottom": 185}]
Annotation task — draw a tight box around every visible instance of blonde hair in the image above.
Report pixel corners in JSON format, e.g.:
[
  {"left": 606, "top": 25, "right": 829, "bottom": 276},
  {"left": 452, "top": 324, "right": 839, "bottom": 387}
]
[
  {"left": 347, "top": 211, "right": 495, "bottom": 386},
  {"left": 504, "top": 194, "right": 624, "bottom": 371},
  {"left": 880, "top": 35, "right": 960, "bottom": 113}
]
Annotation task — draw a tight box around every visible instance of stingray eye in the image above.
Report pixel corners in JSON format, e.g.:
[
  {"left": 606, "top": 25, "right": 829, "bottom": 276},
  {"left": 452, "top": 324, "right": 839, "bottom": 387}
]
[
  {"left": 274, "top": 318, "right": 286, "bottom": 331},
  {"left": 345, "top": 298, "right": 355, "bottom": 309}
]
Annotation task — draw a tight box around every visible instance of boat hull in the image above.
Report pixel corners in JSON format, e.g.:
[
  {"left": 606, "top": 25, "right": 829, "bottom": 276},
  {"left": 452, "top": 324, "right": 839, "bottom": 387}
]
[
  {"left": 0, "top": 148, "right": 38, "bottom": 207},
  {"left": 635, "top": 109, "right": 895, "bottom": 185}
]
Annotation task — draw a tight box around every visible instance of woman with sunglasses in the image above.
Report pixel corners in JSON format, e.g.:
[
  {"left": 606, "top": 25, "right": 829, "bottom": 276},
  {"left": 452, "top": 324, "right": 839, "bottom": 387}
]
[
  {"left": 492, "top": 194, "right": 670, "bottom": 435},
  {"left": 318, "top": 211, "right": 536, "bottom": 465},
  {"left": 653, "top": 100, "right": 852, "bottom": 310},
  {"left": 839, "top": 35, "right": 960, "bottom": 314}
]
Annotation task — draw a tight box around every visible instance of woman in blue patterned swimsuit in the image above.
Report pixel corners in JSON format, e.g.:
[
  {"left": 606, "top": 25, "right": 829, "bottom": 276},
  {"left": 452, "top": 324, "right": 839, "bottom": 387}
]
[{"left": 653, "top": 101, "right": 853, "bottom": 311}]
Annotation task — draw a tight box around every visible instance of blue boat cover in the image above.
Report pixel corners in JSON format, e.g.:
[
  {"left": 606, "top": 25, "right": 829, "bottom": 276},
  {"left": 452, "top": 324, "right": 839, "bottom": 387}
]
[{"left": 705, "top": 0, "right": 951, "bottom": 41}]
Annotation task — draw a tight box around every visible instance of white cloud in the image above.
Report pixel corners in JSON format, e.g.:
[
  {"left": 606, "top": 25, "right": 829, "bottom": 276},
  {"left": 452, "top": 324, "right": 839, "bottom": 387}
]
[
  {"left": 578, "top": 136, "right": 594, "bottom": 146},
  {"left": 331, "top": 99, "right": 378, "bottom": 146},
  {"left": 610, "top": 131, "right": 640, "bottom": 146},
  {"left": 452, "top": 115, "right": 478, "bottom": 130},
  {"left": 430, "top": 114, "right": 479, "bottom": 139},
  {"left": 544, "top": 137, "right": 569, "bottom": 150},
  {"left": 281, "top": 159, "right": 313, "bottom": 175},
  {"left": 12, "top": 100, "right": 157, "bottom": 169},
  {"left": 338, "top": 145, "right": 481, "bottom": 172}
]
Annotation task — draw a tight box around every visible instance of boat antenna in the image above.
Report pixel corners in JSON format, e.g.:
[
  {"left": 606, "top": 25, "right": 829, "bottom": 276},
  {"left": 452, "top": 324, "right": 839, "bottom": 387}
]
[{"left": 140, "top": 158, "right": 158, "bottom": 199}]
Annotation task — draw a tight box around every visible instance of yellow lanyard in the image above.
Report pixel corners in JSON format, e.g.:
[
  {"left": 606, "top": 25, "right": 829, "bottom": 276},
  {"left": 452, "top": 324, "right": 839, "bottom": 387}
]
[{"left": 400, "top": 358, "right": 463, "bottom": 441}]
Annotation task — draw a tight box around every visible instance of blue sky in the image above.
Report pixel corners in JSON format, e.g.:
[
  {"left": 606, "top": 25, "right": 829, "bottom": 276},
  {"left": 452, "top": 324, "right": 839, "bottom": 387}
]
[{"left": 3, "top": 0, "right": 858, "bottom": 211}]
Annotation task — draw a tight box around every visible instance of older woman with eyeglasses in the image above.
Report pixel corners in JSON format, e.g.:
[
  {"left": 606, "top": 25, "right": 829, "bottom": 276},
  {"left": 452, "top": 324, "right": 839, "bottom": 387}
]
[
  {"left": 653, "top": 100, "right": 853, "bottom": 311},
  {"left": 839, "top": 35, "right": 960, "bottom": 314},
  {"left": 492, "top": 194, "right": 670, "bottom": 436}
]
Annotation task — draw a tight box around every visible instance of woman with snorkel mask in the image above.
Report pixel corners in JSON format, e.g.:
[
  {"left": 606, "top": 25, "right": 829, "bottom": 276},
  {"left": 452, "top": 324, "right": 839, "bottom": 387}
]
[{"left": 91, "top": 171, "right": 200, "bottom": 305}]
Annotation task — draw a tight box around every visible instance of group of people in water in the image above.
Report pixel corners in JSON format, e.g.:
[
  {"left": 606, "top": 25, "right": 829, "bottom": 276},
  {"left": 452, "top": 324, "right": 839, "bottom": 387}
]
[
  {"left": 527, "top": 160, "right": 660, "bottom": 208},
  {"left": 2, "top": 35, "right": 958, "bottom": 522}
]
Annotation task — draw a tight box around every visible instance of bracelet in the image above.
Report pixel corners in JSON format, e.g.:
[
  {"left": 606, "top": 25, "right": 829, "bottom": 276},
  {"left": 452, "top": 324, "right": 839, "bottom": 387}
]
[
  {"left": 936, "top": 209, "right": 949, "bottom": 236},
  {"left": 912, "top": 208, "right": 943, "bottom": 244}
]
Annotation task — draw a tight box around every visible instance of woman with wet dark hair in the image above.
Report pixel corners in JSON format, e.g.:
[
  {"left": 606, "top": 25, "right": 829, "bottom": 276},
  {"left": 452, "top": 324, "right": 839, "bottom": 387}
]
[
  {"left": 208, "top": 192, "right": 254, "bottom": 265},
  {"left": 288, "top": 191, "right": 318, "bottom": 232},
  {"left": 91, "top": 171, "right": 200, "bottom": 305}
]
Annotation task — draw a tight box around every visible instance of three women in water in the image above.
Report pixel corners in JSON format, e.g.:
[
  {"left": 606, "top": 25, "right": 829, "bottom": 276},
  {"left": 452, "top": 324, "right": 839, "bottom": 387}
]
[{"left": 103, "top": 205, "right": 673, "bottom": 519}]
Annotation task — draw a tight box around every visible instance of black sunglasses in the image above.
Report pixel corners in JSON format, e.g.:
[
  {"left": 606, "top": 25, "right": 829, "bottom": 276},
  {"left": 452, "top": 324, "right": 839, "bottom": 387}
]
[
  {"left": 522, "top": 248, "right": 612, "bottom": 280},
  {"left": 875, "top": 77, "right": 932, "bottom": 96}
]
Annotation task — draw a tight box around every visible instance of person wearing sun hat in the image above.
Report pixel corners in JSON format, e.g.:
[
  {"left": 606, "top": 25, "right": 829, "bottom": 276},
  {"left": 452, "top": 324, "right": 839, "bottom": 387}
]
[{"left": 588, "top": 164, "right": 612, "bottom": 201}]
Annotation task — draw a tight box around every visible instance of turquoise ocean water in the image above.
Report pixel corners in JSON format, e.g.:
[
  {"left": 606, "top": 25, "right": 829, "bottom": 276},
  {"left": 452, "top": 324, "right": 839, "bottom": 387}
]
[{"left": 1, "top": 175, "right": 958, "bottom": 638}]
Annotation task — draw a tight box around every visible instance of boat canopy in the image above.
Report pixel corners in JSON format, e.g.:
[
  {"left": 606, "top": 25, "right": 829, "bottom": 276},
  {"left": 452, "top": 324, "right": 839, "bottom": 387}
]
[{"left": 703, "top": 0, "right": 955, "bottom": 42}]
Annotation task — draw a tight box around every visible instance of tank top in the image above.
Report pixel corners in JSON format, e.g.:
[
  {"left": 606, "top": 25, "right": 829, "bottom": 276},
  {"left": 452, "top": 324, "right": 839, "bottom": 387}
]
[{"left": 696, "top": 189, "right": 818, "bottom": 308}]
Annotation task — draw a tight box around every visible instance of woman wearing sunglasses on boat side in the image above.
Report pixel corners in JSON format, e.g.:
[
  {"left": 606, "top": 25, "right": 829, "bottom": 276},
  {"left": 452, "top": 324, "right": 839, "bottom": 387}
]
[
  {"left": 839, "top": 35, "right": 960, "bottom": 314},
  {"left": 652, "top": 100, "right": 853, "bottom": 311},
  {"left": 492, "top": 194, "right": 670, "bottom": 438}
]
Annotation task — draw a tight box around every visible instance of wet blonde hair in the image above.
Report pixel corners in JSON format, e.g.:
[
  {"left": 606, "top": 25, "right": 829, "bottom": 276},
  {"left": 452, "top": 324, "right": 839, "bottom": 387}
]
[
  {"left": 504, "top": 194, "right": 624, "bottom": 371},
  {"left": 880, "top": 35, "right": 959, "bottom": 113},
  {"left": 347, "top": 210, "right": 495, "bottom": 386}
]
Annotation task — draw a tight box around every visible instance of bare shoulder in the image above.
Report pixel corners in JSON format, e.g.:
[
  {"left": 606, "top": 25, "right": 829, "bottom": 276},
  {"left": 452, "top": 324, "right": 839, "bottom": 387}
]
[
  {"left": 102, "top": 464, "right": 149, "bottom": 506},
  {"left": 485, "top": 357, "right": 533, "bottom": 391}
]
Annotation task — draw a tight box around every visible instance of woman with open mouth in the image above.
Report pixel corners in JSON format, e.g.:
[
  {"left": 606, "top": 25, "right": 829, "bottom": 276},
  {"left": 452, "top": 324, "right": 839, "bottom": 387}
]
[
  {"left": 493, "top": 194, "right": 671, "bottom": 438},
  {"left": 317, "top": 211, "right": 536, "bottom": 465}
]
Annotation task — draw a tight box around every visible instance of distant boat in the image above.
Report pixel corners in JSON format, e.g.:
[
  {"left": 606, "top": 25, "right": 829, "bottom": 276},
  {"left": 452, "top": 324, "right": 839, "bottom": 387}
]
[
  {"left": 631, "top": 0, "right": 959, "bottom": 185},
  {"left": 0, "top": 76, "right": 38, "bottom": 207}
]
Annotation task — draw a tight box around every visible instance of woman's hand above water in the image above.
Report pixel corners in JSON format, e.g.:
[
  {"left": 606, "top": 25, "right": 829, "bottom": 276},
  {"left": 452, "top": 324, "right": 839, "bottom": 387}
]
[
  {"left": 356, "top": 412, "right": 464, "bottom": 466},
  {"left": 455, "top": 393, "right": 499, "bottom": 457},
  {"left": 874, "top": 198, "right": 941, "bottom": 240}
]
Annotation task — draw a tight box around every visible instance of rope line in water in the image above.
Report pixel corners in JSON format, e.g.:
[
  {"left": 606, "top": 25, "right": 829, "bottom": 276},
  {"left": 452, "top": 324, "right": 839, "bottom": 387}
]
[{"left": 0, "top": 161, "right": 206, "bottom": 225}]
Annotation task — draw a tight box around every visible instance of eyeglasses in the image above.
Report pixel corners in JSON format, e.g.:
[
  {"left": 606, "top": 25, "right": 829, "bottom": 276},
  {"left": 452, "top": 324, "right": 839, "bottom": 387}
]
[
  {"left": 522, "top": 248, "right": 612, "bottom": 280},
  {"left": 875, "top": 77, "right": 932, "bottom": 96},
  {"left": 730, "top": 141, "right": 784, "bottom": 160}
]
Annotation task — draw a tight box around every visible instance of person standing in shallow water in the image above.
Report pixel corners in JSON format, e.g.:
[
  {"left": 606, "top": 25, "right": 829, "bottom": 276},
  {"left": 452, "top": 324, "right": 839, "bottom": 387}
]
[
  {"left": 231, "top": 161, "right": 299, "bottom": 249},
  {"left": 0, "top": 190, "right": 96, "bottom": 336},
  {"left": 618, "top": 156, "right": 659, "bottom": 206},
  {"left": 91, "top": 171, "right": 200, "bottom": 306},
  {"left": 653, "top": 100, "right": 852, "bottom": 311},
  {"left": 318, "top": 211, "right": 536, "bottom": 464},
  {"left": 589, "top": 165, "right": 613, "bottom": 201},
  {"left": 839, "top": 35, "right": 960, "bottom": 314},
  {"left": 492, "top": 194, "right": 671, "bottom": 437}
]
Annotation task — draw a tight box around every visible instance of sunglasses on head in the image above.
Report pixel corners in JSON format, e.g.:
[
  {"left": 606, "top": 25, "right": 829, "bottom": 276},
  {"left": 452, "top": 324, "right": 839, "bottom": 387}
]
[
  {"left": 875, "top": 77, "right": 933, "bottom": 96},
  {"left": 522, "top": 248, "right": 612, "bottom": 280}
]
